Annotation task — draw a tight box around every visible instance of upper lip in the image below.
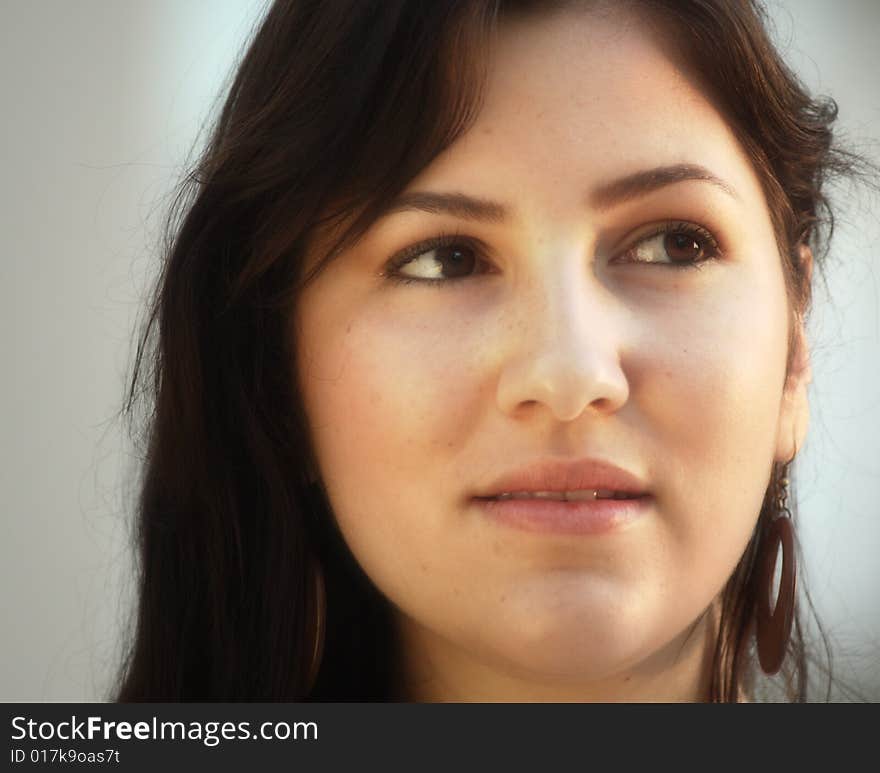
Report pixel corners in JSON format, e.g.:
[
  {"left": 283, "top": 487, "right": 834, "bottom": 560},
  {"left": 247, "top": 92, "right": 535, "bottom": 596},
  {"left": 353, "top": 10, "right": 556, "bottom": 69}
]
[{"left": 474, "top": 457, "right": 649, "bottom": 499}]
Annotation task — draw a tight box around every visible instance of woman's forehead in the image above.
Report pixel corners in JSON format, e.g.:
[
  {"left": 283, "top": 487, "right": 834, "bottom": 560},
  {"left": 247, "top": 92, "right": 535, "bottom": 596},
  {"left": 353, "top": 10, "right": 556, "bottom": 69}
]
[{"left": 402, "top": 7, "right": 762, "bottom": 223}]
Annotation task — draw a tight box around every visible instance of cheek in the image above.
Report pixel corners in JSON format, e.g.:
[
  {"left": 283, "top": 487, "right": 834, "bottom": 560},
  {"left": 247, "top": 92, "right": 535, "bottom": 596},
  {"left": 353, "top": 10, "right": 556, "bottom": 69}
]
[
  {"left": 296, "top": 302, "right": 483, "bottom": 544},
  {"left": 638, "top": 280, "right": 788, "bottom": 565}
]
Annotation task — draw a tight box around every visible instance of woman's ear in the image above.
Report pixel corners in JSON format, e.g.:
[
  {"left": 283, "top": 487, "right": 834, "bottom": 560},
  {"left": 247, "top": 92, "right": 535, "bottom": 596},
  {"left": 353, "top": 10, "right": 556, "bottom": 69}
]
[{"left": 775, "top": 245, "right": 813, "bottom": 463}]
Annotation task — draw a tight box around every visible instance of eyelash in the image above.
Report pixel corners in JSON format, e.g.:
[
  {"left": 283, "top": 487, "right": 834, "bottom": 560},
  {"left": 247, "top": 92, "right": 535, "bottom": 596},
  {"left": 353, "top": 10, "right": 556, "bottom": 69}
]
[{"left": 382, "top": 222, "right": 721, "bottom": 287}]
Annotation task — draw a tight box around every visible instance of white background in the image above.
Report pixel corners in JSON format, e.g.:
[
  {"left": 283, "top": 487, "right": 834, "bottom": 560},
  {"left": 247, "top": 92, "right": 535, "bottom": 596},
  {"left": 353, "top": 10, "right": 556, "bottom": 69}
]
[{"left": 2, "top": 0, "right": 878, "bottom": 701}]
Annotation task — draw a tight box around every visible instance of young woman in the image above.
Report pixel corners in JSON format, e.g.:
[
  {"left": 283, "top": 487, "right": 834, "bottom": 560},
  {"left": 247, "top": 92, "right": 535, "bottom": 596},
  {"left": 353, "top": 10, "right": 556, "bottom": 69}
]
[{"left": 114, "top": 0, "right": 866, "bottom": 702}]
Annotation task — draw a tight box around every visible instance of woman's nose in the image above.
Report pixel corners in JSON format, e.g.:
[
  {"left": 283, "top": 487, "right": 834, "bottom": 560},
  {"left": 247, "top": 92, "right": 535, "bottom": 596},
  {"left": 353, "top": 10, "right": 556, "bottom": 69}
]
[{"left": 495, "top": 268, "right": 630, "bottom": 422}]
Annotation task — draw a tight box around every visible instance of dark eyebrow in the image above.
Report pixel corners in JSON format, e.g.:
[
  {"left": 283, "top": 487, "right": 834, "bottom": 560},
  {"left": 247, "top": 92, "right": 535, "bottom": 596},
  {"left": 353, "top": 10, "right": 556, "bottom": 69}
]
[
  {"left": 589, "top": 163, "right": 739, "bottom": 209},
  {"left": 380, "top": 163, "right": 738, "bottom": 225},
  {"left": 381, "top": 191, "right": 510, "bottom": 223}
]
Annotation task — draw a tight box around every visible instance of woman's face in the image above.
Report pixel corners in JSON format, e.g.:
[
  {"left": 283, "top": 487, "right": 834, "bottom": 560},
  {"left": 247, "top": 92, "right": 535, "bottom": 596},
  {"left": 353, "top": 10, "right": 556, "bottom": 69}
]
[{"left": 294, "top": 7, "right": 811, "bottom": 700}]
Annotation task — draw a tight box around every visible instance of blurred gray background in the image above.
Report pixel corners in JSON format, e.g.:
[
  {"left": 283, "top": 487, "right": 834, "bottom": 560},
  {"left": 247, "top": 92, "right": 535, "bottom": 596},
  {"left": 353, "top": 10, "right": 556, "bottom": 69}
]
[{"left": 2, "top": 0, "right": 878, "bottom": 701}]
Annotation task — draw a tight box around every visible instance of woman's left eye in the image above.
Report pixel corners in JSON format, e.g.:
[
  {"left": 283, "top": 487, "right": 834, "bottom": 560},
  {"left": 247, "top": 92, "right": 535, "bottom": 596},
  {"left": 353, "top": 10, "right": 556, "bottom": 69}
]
[{"left": 615, "top": 222, "right": 721, "bottom": 268}]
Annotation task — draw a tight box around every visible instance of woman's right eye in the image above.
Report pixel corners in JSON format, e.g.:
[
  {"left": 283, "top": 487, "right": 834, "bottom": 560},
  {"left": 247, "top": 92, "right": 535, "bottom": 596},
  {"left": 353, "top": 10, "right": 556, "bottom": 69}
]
[{"left": 384, "top": 235, "right": 487, "bottom": 286}]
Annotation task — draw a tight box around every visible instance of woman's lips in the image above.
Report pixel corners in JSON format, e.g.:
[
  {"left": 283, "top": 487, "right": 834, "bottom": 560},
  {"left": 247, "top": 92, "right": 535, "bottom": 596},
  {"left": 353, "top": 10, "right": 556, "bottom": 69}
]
[
  {"left": 474, "top": 457, "right": 649, "bottom": 501},
  {"left": 472, "top": 493, "right": 652, "bottom": 535},
  {"left": 471, "top": 456, "right": 651, "bottom": 534}
]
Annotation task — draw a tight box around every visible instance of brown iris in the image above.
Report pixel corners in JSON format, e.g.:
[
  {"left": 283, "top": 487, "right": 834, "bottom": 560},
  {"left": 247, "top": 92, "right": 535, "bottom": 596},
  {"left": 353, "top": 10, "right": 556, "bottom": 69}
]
[
  {"left": 432, "top": 245, "right": 477, "bottom": 279},
  {"left": 664, "top": 232, "right": 705, "bottom": 262}
]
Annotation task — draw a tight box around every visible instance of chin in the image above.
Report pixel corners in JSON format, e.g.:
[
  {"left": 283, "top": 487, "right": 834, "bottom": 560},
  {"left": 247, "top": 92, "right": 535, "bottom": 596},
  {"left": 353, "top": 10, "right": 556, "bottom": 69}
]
[{"left": 480, "top": 610, "right": 654, "bottom": 683}]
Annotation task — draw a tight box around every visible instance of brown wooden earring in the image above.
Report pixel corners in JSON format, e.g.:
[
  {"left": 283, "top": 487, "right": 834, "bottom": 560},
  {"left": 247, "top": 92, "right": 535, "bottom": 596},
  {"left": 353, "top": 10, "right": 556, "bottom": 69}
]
[{"left": 755, "top": 467, "right": 797, "bottom": 675}]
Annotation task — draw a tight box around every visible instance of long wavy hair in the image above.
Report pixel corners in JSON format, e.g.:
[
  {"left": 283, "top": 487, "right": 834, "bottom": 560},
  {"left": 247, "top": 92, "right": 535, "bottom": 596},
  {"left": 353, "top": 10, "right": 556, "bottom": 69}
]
[{"left": 113, "top": 0, "right": 865, "bottom": 701}]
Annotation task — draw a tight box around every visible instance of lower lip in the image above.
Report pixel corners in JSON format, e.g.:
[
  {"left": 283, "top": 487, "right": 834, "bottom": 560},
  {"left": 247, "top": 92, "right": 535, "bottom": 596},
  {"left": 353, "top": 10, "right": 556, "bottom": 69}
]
[{"left": 473, "top": 495, "right": 651, "bottom": 535}]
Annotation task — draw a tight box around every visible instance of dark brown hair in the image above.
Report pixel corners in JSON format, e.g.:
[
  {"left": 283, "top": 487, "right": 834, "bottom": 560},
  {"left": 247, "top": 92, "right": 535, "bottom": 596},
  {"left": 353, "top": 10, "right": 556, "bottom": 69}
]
[{"left": 113, "top": 0, "right": 866, "bottom": 702}]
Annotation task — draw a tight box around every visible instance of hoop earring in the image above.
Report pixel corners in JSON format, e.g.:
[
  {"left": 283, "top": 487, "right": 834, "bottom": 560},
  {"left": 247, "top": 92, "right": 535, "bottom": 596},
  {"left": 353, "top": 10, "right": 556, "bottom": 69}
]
[
  {"left": 305, "top": 557, "right": 326, "bottom": 693},
  {"left": 755, "top": 463, "right": 797, "bottom": 675}
]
